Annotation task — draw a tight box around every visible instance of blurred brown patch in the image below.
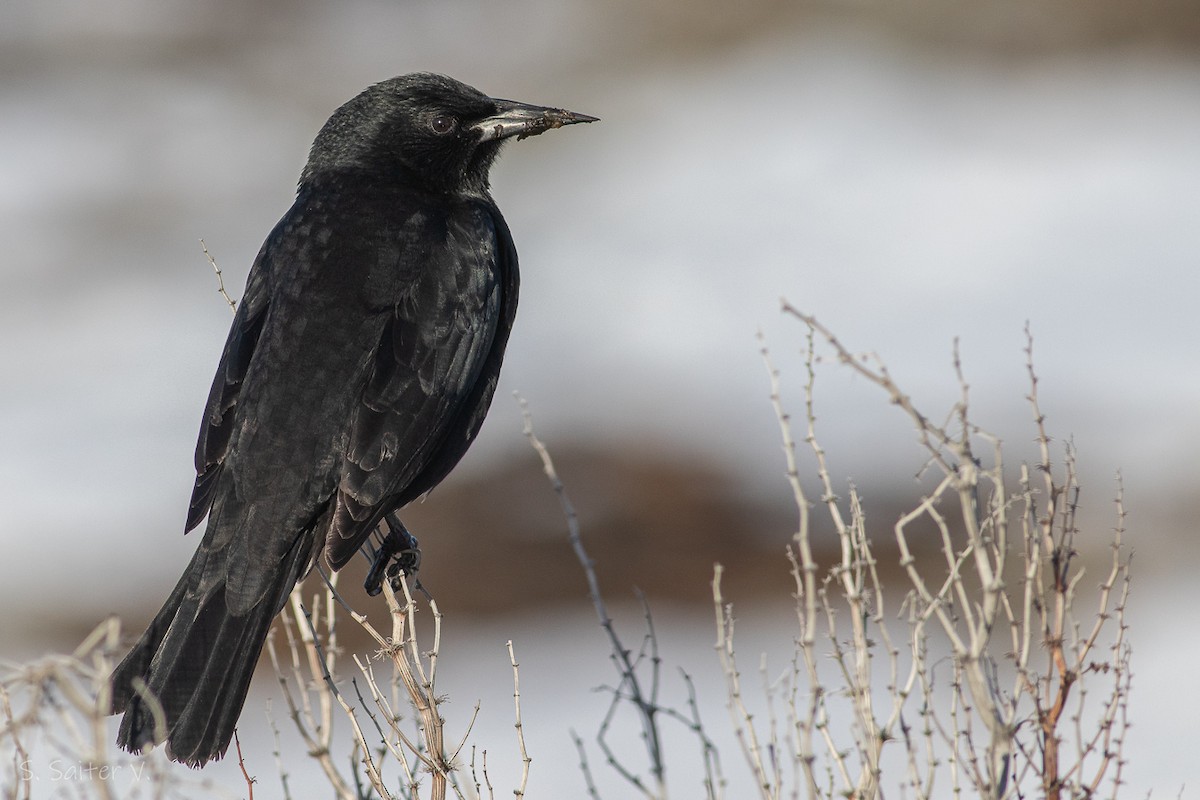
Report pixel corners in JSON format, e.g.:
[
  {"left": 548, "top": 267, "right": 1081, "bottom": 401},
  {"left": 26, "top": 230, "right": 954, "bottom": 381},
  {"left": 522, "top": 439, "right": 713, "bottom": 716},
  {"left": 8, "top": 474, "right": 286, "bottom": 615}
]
[
  {"left": 320, "top": 439, "right": 1000, "bottom": 622},
  {"left": 330, "top": 441, "right": 803, "bottom": 615}
]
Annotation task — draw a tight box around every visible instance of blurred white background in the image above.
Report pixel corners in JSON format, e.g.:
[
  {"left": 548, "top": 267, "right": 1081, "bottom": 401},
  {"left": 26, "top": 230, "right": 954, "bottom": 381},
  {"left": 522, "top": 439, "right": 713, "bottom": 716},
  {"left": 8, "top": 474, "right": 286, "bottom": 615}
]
[{"left": 1, "top": 0, "right": 1197, "bottom": 794}]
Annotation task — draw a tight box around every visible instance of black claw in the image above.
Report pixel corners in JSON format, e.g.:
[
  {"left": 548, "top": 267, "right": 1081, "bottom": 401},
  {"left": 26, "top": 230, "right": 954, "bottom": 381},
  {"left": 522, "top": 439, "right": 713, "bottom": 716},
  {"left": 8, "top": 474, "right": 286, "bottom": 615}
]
[{"left": 364, "top": 514, "right": 422, "bottom": 596}]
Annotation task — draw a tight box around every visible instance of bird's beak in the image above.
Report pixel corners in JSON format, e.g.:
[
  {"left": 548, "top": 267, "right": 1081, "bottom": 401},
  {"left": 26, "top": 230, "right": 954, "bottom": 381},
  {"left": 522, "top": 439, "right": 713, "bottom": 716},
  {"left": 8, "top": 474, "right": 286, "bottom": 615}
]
[{"left": 473, "top": 99, "right": 598, "bottom": 142}]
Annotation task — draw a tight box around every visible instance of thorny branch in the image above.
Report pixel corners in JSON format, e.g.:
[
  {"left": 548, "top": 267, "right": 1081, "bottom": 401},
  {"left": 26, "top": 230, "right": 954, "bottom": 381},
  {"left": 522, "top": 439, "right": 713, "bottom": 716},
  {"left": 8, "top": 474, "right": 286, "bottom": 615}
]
[
  {"left": 708, "top": 307, "right": 1133, "bottom": 800},
  {"left": 518, "top": 392, "right": 725, "bottom": 800}
]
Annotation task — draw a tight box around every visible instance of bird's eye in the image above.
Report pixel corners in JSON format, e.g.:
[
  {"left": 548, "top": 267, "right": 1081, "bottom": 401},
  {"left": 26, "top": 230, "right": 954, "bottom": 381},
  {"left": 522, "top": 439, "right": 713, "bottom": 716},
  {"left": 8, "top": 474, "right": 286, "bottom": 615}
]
[{"left": 429, "top": 115, "right": 457, "bottom": 135}]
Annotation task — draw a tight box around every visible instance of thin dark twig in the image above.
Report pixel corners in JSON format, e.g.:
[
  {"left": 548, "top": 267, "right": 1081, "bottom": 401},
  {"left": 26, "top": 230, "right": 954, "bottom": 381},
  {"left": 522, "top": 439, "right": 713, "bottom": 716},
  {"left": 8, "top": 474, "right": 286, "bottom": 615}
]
[
  {"left": 517, "top": 393, "right": 666, "bottom": 791},
  {"left": 572, "top": 730, "right": 603, "bottom": 800}
]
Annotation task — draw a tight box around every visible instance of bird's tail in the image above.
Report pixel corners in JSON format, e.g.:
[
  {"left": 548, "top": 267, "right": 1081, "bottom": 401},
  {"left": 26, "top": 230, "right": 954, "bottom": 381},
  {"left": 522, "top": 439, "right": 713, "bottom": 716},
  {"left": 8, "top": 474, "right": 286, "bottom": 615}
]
[{"left": 110, "top": 530, "right": 315, "bottom": 766}]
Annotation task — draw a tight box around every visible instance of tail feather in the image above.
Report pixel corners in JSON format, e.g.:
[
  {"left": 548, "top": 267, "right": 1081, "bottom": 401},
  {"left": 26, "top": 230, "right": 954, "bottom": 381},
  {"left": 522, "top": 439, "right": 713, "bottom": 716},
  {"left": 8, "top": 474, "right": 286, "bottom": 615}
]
[
  {"left": 161, "top": 589, "right": 276, "bottom": 765},
  {"left": 111, "top": 530, "right": 315, "bottom": 766}
]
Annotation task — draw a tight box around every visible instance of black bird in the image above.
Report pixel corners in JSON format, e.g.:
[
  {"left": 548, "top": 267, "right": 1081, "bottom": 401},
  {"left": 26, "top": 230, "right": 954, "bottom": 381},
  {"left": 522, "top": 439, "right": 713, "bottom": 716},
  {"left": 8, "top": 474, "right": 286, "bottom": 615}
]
[{"left": 109, "top": 73, "right": 595, "bottom": 766}]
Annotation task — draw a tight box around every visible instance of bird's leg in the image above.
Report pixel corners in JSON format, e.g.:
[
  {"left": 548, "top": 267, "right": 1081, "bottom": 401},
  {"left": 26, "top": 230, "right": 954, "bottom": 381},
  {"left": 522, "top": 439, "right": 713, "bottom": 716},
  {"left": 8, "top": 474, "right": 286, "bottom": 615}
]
[{"left": 363, "top": 513, "right": 422, "bottom": 596}]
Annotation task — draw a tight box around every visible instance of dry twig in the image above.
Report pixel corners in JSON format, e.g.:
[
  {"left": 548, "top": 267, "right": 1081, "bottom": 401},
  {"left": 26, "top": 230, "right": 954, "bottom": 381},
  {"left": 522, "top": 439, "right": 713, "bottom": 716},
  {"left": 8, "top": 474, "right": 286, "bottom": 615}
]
[{"left": 710, "top": 308, "right": 1134, "bottom": 800}]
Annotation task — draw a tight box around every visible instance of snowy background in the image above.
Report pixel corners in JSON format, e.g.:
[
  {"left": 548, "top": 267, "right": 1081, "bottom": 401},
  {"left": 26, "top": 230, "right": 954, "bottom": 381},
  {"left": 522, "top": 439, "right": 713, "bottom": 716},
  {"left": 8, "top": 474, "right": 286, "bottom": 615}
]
[{"left": 2, "top": 0, "right": 1197, "bottom": 795}]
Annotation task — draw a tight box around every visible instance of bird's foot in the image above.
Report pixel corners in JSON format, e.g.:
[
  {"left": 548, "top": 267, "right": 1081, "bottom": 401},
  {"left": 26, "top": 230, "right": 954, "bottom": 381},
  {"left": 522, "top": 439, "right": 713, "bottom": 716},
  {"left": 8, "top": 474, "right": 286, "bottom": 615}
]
[{"left": 364, "top": 516, "right": 421, "bottom": 596}]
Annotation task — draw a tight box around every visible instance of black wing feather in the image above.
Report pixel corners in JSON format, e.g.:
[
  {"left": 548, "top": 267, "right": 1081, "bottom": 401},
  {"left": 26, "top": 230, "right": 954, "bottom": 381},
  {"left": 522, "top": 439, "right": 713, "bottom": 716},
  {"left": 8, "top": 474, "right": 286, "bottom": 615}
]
[
  {"left": 325, "top": 204, "right": 515, "bottom": 567},
  {"left": 185, "top": 254, "right": 272, "bottom": 532}
]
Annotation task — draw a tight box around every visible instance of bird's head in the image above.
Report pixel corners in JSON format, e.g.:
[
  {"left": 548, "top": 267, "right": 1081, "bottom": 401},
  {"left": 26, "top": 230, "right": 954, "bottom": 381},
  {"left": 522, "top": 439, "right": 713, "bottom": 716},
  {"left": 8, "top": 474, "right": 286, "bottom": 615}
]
[{"left": 301, "top": 73, "right": 596, "bottom": 195}]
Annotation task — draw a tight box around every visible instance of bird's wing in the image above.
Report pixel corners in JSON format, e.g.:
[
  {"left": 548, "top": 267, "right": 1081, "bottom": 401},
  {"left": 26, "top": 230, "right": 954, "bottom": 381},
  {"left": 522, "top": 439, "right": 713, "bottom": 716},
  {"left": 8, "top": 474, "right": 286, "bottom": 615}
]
[
  {"left": 184, "top": 252, "right": 272, "bottom": 533},
  {"left": 324, "top": 205, "right": 513, "bottom": 568}
]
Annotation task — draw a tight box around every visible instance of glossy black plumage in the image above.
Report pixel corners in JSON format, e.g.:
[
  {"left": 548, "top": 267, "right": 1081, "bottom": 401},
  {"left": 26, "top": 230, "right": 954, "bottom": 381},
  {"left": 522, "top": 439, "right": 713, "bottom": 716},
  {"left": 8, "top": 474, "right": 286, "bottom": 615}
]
[{"left": 109, "top": 73, "right": 594, "bottom": 766}]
